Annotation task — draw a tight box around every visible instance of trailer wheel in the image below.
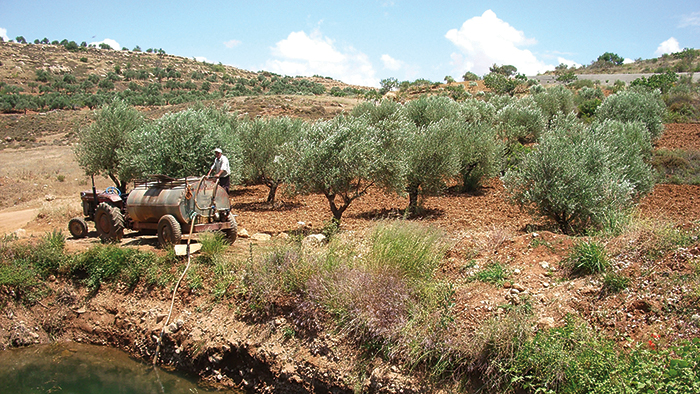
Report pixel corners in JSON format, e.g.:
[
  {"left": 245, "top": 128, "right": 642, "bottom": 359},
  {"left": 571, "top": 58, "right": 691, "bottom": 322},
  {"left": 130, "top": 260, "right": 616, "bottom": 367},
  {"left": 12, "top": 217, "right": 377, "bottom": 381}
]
[
  {"left": 68, "top": 217, "right": 88, "bottom": 238},
  {"left": 223, "top": 215, "right": 238, "bottom": 244},
  {"left": 158, "top": 215, "right": 182, "bottom": 247},
  {"left": 94, "top": 203, "right": 124, "bottom": 243}
]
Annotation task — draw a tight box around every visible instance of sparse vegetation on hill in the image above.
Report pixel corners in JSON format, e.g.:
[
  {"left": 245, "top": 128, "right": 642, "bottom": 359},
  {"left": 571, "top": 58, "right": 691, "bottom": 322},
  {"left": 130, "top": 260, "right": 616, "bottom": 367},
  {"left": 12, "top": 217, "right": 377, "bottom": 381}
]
[{"left": 0, "top": 41, "right": 374, "bottom": 115}]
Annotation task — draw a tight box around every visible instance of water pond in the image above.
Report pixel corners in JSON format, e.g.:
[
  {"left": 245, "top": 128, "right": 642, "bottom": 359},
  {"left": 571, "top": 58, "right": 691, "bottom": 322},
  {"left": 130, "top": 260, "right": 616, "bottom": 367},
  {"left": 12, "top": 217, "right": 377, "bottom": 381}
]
[{"left": 0, "top": 342, "right": 242, "bottom": 394}]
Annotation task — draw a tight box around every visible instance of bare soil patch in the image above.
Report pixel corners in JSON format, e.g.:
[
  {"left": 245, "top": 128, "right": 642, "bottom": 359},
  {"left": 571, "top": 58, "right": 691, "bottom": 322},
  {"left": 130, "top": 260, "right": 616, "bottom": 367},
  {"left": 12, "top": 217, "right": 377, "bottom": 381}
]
[{"left": 656, "top": 123, "right": 700, "bottom": 150}]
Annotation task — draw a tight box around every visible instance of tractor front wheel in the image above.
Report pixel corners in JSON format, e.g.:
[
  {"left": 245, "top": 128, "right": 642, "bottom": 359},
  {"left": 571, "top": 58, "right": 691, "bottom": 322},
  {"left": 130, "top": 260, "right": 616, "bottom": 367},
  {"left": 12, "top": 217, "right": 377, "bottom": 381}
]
[
  {"left": 94, "top": 203, "right": 124, "bottom": 243},
  {"left": 68, "top": 217, "right": 88, "bottom": 238}
]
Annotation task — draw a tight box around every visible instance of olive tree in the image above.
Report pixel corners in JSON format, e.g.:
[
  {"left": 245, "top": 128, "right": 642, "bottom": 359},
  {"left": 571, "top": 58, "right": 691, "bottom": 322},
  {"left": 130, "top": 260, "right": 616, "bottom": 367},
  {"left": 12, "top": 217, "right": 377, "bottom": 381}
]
[
  {"left": 532, "top": 85, "right": 576, "bottom": 129},
  {"left": 495, "top": 97, "right": 546, "bottom": 144},
  {"left": 456, "top": 122, "right": 504, "bottom": 191},
  {"left": 238, "top": 116, "right": 304, "bottom": 203},
  {"left": 595, "top": 89, "right": 666, "bottom": 141},
  {"left": 280, "top": 115, "right": 405, "bottom": 223},
  {"left": 120, "top": 106, "right": 241, "bottom": 182},
  {"left": 503, "top": 114, "right": 654, "bottom": 234},
  {"left": 74, "top": 99, "right": 144, "bottom": 193},
  {"left": 401, "top": 97, "right": 463, "bottom": 214}
]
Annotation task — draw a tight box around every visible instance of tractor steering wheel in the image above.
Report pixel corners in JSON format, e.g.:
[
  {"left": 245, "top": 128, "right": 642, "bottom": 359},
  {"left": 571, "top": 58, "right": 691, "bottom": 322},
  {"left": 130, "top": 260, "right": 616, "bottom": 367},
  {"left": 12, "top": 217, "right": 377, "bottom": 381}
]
[{"left": 104, "top": 186, "right": 121, "bottom": 197}]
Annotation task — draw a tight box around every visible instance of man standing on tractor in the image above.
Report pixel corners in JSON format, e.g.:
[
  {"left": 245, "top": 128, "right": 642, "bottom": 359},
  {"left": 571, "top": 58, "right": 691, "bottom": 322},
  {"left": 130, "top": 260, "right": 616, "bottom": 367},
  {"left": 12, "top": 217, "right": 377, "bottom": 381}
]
[{"left": 207, "top": 148, "right": 231, "bottom": 193}]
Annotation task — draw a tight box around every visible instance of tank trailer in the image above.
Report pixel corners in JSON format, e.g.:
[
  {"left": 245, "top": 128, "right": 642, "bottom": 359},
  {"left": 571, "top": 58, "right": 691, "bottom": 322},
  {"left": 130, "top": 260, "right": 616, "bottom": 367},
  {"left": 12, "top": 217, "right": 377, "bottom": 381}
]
[{"left": 68, "top": 175, "right": 237, "bottom": 247}]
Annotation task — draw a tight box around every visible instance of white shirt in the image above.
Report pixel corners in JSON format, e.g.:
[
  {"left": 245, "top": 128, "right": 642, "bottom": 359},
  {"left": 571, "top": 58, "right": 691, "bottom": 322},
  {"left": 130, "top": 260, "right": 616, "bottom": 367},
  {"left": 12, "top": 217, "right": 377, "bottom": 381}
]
[{"left": 211, "top": 154, "right": 230, "bottom": 177}]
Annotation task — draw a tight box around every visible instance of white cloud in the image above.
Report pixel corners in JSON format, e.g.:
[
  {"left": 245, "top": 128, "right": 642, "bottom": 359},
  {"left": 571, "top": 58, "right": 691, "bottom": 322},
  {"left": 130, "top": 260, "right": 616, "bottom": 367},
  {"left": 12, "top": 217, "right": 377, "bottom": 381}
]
[
  {"left": 445, "top": 9, "right": 554, "bottom": 76},
  {"left": 224, "top": 39, "right": 241, "bottom": 49},
  {"left": 557, "top": 57, "right": 581, "bottom": 69},
  {"left": 679, "top": 12, "right": 700, "bottom": 28},
  {"left": 266, "top": 30, "right": 379, "bottom": 87},
  {"left": 655, "top": 37, "right": 681, "bottom": 56},
  {"left": 0, "top": 27, "right": 8, "bottom": 42},
  {"left": 623, "top": 58, "right": 635, "bottom": 64},
  {"left": 381, "top": 54, "right": 404, "bottom": 71},
  {"left": 194, "top": 56, "right": 208, "bottom": 62},
  {"left": 89, "top": 38, "right": 121, "bottom": 50}
]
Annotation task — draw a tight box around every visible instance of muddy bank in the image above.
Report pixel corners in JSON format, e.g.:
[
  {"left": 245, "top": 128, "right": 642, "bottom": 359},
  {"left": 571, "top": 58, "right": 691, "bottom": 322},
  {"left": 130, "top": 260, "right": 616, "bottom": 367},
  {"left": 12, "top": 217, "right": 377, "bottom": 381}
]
[{"left": 0, "top": 278, "right": 428, "bottom": 394}]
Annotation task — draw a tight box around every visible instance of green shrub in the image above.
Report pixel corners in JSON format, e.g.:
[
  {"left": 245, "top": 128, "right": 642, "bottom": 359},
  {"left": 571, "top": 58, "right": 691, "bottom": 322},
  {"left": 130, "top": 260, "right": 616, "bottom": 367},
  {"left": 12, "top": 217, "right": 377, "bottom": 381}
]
[
  {"left": 306, "top": 221, "right": 459, "bottom": 377},
  {"left": 196, "top": 232, "right": 228, "bottom": 265},
  {"left": 456, "top": 122, "right": 504, "bottom": 191},
  {"left": 630, "top": 70, "right": 678, "bottom": 93},
  {"left": 495, "top": 97, "right": 546, "bottom": 144},
  {"left": 503, "top": 114, "right": 654, "bottom": 234},
  {"left": 506, "top": 315, "right": 626, "bottom": 393},
  {"left": 626, "top": 338, "right": 700, "bottom": 393},
  {"left": 532, "top": 85, "right": 576, "bottom": 128},
  {"left": 577, "top": 98, "right": 602, "bottom": 121},
  {"left": 595, "top": 89, "right": 666, "bottom": 141},
  {"left": 577, "top": 86, "right": 604, "bottom": 102},
  {"left": 567, "top": 239, "right": 609, "bottom": 275},
  {"left": 69, "top": 245, "right": 161, "bottom": 290},
  {"left": 459, "top": 98, "right": 496, "bottom": 124},
  {"left": 463, "top": 71, "right": 479, "bottom": 81},
  {"left": 0, "top": 260, "right": 46, "bottom": 305},
  {"left": 571, "top": 79, "right": 595, "bottom": 89},
  {"left": 484, "top": 72, "right": 521, "bottom": 95}
]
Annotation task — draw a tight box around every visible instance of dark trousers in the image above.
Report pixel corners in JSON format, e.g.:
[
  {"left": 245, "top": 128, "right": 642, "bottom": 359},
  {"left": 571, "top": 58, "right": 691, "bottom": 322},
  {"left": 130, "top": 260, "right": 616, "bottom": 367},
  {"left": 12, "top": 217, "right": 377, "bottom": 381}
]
[{"left": 219, "top": 175, "right": 230, "bottom": 193}]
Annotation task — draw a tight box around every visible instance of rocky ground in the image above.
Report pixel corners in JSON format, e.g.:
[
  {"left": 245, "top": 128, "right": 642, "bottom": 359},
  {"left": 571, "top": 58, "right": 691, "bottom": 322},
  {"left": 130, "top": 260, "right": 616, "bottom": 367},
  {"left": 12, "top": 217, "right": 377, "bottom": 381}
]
[{"left": 1, "top": 124, "right": 700, "bottom": 393}]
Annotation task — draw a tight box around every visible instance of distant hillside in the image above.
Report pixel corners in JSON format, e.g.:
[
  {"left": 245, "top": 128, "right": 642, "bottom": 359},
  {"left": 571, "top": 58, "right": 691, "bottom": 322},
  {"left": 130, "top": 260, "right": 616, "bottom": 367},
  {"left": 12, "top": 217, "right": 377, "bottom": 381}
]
[
  {"left": 543, "top": 48, "right": 700, "bottom": 75},
  {"left": 0, "top": 41, "right": 374, "bottom": 114}
]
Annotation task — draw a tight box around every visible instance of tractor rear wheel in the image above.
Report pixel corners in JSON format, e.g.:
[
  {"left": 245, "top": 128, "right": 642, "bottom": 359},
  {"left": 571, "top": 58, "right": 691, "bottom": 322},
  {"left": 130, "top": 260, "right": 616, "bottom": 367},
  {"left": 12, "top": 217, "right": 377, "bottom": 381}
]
[
  {"left": 157, "top": 215, "right": 182, "bottom": 247},
  {"left": 223, "top": 215, "right": 238, "bottom": 244},
  {"left": 68, "top": 217, "right": 88, "bottom": 238},
  {"left": 94, "top": 203, "right": 124, "bottom": 243}
]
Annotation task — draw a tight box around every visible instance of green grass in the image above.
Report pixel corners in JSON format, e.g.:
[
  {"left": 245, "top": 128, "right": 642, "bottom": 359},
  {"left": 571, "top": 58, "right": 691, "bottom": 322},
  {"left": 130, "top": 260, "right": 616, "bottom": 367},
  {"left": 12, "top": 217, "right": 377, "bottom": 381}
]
[
  {"left": 472, "top": 261, "right": 509, "bottom": 285},
  {"left": 652, "top": 149, "right": 700, "bottom": 185},
  {"left": 196, "top": 231, "right": 228, "bottom": 265},
  {"left": 603, "top": 272, "right": 631, "bottom": 292},
  {"left": 566, "top": 239, "right": 609, "bottom": 275}
]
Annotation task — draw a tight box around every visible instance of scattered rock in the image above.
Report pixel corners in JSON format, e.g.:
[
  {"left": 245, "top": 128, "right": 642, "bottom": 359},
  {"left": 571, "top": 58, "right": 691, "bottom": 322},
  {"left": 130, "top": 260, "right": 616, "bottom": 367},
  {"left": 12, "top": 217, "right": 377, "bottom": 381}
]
[
  {"left": 44, "top": 194, "right": 55, "bottom": 201},
  {"left": 540, "top": 261, "right": 550, "bottom": 270},
  {"left": 537, "top": 317, "right": 556, "bottom": 329},
  {"left": 302, "top": 234, "right": 326, "bottom": 248},
  {"left": 174, "top": 243, "right": 201, "bottom": 256},
  {"left": 512, "top": 283, "right": 526, "bottom": 292},
  {"left": 10, "top": 323, "right": 39, "bottom": 347},
  {"left": 13, "top": 229, "right": 26, "bottom": 238},
  {"left": 250, "top": 233, "right": 272, "bottom": 242},
  {"left": 237, "top": 228, "right": 250, "bottom": 238}
]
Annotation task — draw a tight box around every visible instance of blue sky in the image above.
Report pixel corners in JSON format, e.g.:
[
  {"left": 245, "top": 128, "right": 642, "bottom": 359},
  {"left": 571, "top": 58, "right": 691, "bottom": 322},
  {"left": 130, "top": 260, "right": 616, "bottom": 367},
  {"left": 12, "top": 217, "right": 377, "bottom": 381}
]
[{"left": 1, "top": 1, "right": 699, "bottom": 87}]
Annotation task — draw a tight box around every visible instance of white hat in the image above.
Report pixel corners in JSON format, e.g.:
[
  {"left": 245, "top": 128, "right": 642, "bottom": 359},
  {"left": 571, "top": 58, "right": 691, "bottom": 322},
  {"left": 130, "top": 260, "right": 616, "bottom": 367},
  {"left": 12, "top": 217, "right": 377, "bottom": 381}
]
[{"left": 214, "top": 148, "right": 222, "bottom": 153}]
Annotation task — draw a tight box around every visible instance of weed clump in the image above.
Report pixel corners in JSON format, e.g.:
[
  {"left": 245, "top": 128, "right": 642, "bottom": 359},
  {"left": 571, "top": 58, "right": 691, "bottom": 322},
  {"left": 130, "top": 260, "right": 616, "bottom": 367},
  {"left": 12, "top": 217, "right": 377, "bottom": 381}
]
[{"left": 566, "top": 239, "right": 609, "bottom": 275}]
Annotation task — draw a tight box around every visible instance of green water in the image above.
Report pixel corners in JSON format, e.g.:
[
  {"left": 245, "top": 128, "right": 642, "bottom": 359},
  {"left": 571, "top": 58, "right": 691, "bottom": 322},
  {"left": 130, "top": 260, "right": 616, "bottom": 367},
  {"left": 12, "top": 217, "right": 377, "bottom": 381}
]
[{"left": 0, "top": 342, "right": 241, "bottom": 394}]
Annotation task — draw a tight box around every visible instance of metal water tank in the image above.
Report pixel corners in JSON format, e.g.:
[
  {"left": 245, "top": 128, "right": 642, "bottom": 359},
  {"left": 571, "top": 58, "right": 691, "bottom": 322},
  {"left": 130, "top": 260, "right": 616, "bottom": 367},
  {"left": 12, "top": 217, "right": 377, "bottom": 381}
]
[{"left": 126, "top": 176, "right": 230, "bottom": 225}]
